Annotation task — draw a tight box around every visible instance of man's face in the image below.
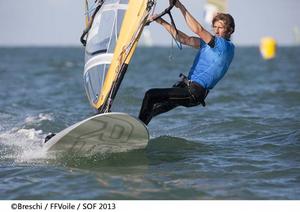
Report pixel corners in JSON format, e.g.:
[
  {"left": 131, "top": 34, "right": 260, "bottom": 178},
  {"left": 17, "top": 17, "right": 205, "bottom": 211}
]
[{"left": 213, "top": 20, "right": 227, "bottom": 37}]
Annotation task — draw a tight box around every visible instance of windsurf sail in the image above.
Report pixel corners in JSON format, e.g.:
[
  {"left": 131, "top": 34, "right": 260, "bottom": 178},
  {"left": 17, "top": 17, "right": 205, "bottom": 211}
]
[
  {"left": 81, "top": 0, "right": 156, "bottom": 113},
  {"left": 204, "top": 0, "right": 227, "bottom": 25}
]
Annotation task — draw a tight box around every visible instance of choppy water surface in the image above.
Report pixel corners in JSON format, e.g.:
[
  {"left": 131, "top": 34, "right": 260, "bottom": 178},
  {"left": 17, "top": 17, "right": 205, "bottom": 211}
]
[{"left": 0, "top": 47, "right": 300, "bottom": 199}]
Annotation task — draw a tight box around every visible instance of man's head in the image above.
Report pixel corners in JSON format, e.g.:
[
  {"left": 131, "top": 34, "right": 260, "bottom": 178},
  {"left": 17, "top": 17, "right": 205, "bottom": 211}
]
[{"left": 212, "top": 13, "right": 235, "bottom": 39}]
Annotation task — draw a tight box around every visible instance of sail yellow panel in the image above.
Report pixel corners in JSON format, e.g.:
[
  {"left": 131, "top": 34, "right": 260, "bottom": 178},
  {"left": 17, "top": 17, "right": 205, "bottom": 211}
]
[
  {"left": 84, "top": 0, "right": 90, "bottom": 27},
  {"left": 95, "top": 0, "right": 149, "bottom": 110}
]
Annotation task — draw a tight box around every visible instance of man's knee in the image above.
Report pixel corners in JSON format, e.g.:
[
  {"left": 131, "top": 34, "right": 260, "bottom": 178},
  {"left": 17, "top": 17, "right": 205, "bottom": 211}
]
[{"left": 144, "top": 89, "right": 156, "bottom": 100}]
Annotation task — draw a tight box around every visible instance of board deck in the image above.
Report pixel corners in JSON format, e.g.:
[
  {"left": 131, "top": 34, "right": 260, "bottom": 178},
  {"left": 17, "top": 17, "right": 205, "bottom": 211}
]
[{"left": 43, "top": 112, "right": 149, "bottom": 156}]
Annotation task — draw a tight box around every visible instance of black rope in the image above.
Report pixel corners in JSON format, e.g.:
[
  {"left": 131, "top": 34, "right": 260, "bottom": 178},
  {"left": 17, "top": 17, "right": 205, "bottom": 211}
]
[
  {"left": 146, "top": 0, "right": 182, "bottom": 49},
  {"left": 145, "top": 0, "right": 176, "bottom": 25},
  {"left": 167, "top": 10, "right": 182, "bottom": 50}
]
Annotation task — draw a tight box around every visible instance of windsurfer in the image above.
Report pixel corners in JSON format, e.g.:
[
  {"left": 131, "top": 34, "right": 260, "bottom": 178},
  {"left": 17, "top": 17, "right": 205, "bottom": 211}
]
[{"left": 138, "top": 0, "right": 235, "bottom": 125}]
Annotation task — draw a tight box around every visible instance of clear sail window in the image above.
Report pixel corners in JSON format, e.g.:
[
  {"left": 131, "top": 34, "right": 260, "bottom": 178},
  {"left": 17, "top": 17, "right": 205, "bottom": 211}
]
[
  {"left": 86, "top": 10, "right": 115, "bottom": 55},
  {"left": 84, "top": 64, "right": 109, "bottom": 104}
]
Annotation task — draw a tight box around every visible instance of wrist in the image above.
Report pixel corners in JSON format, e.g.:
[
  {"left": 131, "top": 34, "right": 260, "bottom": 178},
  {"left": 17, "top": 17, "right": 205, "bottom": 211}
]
[
  {"left": 156, "top": 18, "right": 163, "bottom": 24},
  {"left": 176, "top": 1, "right": 183, "bottom": 9},
  {"left": 179, "top": 4, "right": 185, "bottom": 11}
]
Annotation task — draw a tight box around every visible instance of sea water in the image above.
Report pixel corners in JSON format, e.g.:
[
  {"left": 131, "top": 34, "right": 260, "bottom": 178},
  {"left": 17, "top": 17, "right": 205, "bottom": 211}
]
[{"left": 0, "top": 46, "right": 300, "bottom": 199}]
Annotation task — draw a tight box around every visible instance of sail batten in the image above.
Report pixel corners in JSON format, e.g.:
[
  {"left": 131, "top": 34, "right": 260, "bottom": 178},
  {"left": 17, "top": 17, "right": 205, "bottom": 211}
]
[{"left": 84, "top": 54, "right": 114, "bottom": 74}]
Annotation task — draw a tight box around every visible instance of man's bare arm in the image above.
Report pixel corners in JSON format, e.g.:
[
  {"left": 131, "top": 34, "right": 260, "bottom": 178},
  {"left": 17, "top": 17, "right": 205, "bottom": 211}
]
[
  {"left": 175, "top": 0, "right": 213, "bottom": 44},
  {"left": 156, "top": 17, "right": 200, "bottom": 48}
]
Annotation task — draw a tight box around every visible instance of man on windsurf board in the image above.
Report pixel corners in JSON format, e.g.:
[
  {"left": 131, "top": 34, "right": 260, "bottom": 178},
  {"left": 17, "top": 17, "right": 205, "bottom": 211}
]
[{"left": 139, "top": 0, "right": 235, "bottom": 125}]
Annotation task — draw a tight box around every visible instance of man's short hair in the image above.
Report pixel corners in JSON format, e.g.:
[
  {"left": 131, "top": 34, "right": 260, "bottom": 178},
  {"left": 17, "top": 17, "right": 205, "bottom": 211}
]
[{"left": 212, "top": 13, "right": 235, "bottom": 35}]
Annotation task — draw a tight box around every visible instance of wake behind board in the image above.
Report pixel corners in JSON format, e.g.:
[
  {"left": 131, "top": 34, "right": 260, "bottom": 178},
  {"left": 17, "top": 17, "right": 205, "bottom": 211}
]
[{"left": 43, "top": 112, "right": 149, "bottom": 157}]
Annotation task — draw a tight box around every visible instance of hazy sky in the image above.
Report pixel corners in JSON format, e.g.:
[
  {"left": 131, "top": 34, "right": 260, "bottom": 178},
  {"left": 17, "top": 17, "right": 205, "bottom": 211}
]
[{"left": 0, "top": 0, "right": 299, "bottom": 46}]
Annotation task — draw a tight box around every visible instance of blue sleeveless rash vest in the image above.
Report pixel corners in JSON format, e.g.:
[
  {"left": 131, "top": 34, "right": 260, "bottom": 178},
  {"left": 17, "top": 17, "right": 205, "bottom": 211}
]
[{"left": 188, "top": 36, "right": 235, "bottom": 90}]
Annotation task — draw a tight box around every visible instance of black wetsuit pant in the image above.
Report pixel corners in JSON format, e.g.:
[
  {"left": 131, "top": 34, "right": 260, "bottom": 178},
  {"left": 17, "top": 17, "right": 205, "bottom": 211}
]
[{"left": 138, "top": 77, "right": 208, "bottom": 125}]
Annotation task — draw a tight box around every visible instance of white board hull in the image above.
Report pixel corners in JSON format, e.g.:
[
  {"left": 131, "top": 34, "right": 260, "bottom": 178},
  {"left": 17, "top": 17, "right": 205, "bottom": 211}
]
[{"left": 43, "top": 112, "right": 149, "bottom": 157}]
